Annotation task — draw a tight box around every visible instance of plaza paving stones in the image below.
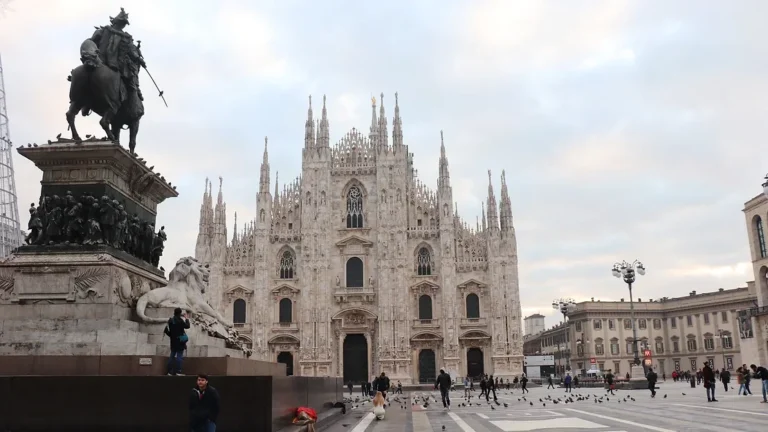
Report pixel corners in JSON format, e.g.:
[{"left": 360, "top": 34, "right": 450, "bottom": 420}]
[{"left": 326, "top": 382, "right": 768, "bottom": 432}]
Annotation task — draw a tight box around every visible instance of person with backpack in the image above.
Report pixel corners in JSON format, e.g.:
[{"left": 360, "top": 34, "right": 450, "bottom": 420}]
[{"left": 164, "top": 307, "right": 190, "bottom": 376}]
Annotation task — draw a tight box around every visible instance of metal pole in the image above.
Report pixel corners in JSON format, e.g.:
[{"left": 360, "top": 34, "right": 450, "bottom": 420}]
[{"left": 628, "top": 280, "right": 640, "bottom": 366}]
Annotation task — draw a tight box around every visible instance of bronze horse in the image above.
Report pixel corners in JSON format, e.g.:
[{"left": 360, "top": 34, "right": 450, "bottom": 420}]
[{"left": 66, "top": 39, "right": 144, "bottom": 153}]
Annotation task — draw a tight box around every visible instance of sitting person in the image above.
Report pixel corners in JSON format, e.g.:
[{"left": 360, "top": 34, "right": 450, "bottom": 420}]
[{"left": 372, "top": 391, "right": 386, "bottom": 420}]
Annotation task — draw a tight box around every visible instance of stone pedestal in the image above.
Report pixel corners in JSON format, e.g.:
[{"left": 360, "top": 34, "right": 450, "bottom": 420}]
[{"left": 626, "top": 364, "right": 649, "bottom": 389}]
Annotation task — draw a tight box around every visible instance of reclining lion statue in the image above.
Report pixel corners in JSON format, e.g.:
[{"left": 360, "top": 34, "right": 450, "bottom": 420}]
[{"left": 135, "top": 256, "right": 232, "bottom": 327}]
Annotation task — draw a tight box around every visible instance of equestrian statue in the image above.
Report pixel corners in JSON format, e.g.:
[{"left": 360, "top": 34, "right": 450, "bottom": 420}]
[{"left": 66, "top": 8, "right": 165, "bottom": 154}]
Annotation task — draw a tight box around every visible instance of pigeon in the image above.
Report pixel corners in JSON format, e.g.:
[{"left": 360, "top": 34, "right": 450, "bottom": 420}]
[
  {"left": 56, "top": 133, "right": 62, "bottom": 139},
  {"left": 664, "top": 394, "right": 667, "bottom": 399}
]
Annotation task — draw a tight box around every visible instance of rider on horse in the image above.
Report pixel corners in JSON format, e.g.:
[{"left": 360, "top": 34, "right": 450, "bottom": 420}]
[{"left": 87, "top": 8, "right": 145, "bottom": 103}]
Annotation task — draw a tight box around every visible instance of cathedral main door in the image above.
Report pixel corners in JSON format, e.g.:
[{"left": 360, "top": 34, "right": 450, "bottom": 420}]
[
  {"left": 343, "top": 334, "right": 368, "bottom": 383},
  {"left": 418, "top": 349, "right": 436, "bottom": 383},
  {"left": 467, "top": 348, "right": 484, "bottom": 378}
]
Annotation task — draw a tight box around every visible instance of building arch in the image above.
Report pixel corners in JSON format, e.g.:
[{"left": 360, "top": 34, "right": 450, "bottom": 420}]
[
  {"left": 268, "top": 334, "right": 300, "bottom": 344},
  {"left": 465, "top": 293, "right": 480, "bottom": 318},
  {"left": 277, "top": 246, "right": 297, "bottom": 279},
  {"left": 414, "top": 242, "right": 435, "bottom": 275},
  {"left": 233, "top": 298, "right": 246, "bottom": 325},
  {"left": 331, "top": 307, "right": 378, "bottom": 321},
  {"left": 346, "top": 257, "right": 364, "bottom": 287},
  {"left": 754, "top": 215, "right": 767, "bottom": 258}
]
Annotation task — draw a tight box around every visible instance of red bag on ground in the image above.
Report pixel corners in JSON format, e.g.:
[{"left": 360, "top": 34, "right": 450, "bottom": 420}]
[{"left": 293, "top": 407, "right": 318, "bottom": 432}]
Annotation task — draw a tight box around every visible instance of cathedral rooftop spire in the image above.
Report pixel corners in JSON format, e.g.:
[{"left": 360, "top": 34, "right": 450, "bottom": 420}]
[
  {"left": 378, "top": 92, "right": 388, "bottom": 148},
  {"left": 500, "top": 169, "right": 514, "bottom": 233},
  {"left": 259, "top": 136, "right": 270, "bottom": 194},
  {"left": 486, "top": 170, "right": 499, "bottom": 231},
  {"left": 369, "top": 95, "right": 379, "bottom": 145},
  {"left": 305, "top": 95, "right": 315, "bottom": 148},
  {"left": 392, "top": 92, "right": 404, "bottom": 148},
  {"left": 438, "top": 130, "right": 451, "bottom": 190},
  {"left": 317, "top": 94, "right": 330, "bottom": 147}
]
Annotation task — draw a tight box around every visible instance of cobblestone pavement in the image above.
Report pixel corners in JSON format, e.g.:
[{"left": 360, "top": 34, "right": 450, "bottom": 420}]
[{"left": 326, "top": 382, "right": 768, "bottom": 432}]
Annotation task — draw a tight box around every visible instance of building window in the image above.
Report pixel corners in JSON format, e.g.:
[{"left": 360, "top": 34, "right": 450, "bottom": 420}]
[
  {"left": 722, "top": 334, "right": 733, "bottom": 349},
  {"left": 690, "top": 359, "right": 697, "bottom": 370},
  {"left": 279, "top": 250, "right": 295, "bottom": 279},
  {"left": 755, "top": 216, "right": 767, "bottom": 258},
  {"left": 346, "top": 257, "right": 364, "bottom": 287},
  {"left": 638, "top": 319, "right": 647, "bottom": 330},
  {"left": 595, "top": 343, "right": 605, "bottom": 355},
  {"left": 655, "top": 339, "right": 664, "bottom": 353},
  {"left": 626, "top": 341, "right": 634, "bottom": 354},
  {"left": 233, "top": 299, "right": 246, "bottom": 325},
  {"left": 623, "top": 319, "right": 632, "bottom": 330},
  {"left": 346, "top": 185, "right": 364, "bottom": 228},
  {"left": 598, "top": 362, "right": 605, "bottom": 371},
  {"left": 653, "top": 319, "right": 661, "bottom": 330},
  {"left": 279, "top": 298, "right": 293, "bottom": 323},
  {"left": 613, "top": 361, "right": 620, "bottom": 374},
  {"left": 593, "top": 319, "right": 602, "bottom": 330},
  {"left": 418, "top": 295, "right": 433, "bottom": 320},
  {"left": 577, "top": 345, "right": 584, "bottom": 356},
  {"left": 610, "top": 340, "right": 619, "bottom": 355},
  {"left": 466, "top": 293, "right": 480, "bottom": 319},
  {"left": 416, "top": 247, "right": 433, "bottom": 275},
  {"left": 704, "top": 336, "right": 714, "bottom": 350},
  {"left": 686, "top": 316, "right": 693, "bottom": 326},
  {"left": 721, "top": 311, "right": 728, "bottom": 323},
  {"left": 671, "top": 317, "right": 677, "bottom": 328},
  {"left": 575, "top": 321, "right": 582, "bottom": 332},
  {"left": 672, "top": 340, "right": 680, "bottom": 353},
  {"left": 726, "top": 357, "right": 734, "bottom": 370},
  {"left": 704, "top": 314, "right": 710, "bottom": 325},
  {"left": 687, "top": 338, "right": 697, "bottom": 351},
  {"left": 608, "top": 319, "right": 615, "bottom": 330}
]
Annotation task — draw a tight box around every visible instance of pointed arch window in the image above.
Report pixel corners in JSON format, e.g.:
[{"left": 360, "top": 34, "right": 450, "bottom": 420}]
[
  {"left": 346, "top": 186, "right": 364, "bottom": 228},
  {"left": 279, "top": 250, "right": 295, "bottom": 279},
  {"left": 417, "top": 247, "right": 433, "bottom": 275},
  {"left": 233, "top": 299, "right": 246, "bottom": 325},
  {"left": 279, "top": 298, "right": 293, "bottom": 323},
  {"left": 466, "top": 293, "right": 480, "bottom": 319},
  {"left": 756, "top": 216, "right": 767, "bottom": 258}
]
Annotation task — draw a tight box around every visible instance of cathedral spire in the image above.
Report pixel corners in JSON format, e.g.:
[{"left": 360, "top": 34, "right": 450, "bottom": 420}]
[
  {"left": 392, "top": 92, "right": 403, "bottom": 148},
  {"left": 499, "top": 170, "right": 514, "bottom": 233},
  {"left": 486, "top": 170, "right": 499, "bottom": 231},
  {"left": 438, "top": 130, "right": 451, "bottom": 189},
  {"left": 195, "top": 177, "right": 214, "bottom": 263},
  {"left": 316, "top": 94, "right": 329, "bottom": 147},
  {"left": 369, "top": 95, "right": 379, "bottom": 145},
  {"left": 305, "top": 95, "right": 316, "bottom": 148},
  {"left": 212, "top": 176, "right": 227, "bottom": 263},
  {"left": 481, "top": 201, "right": 487, "bottom": 232},
  {"left": 378, "top": 92, "right": 388, "bottom": 148},
  {"left": 232, "top": 211, "right": 238, "bottom": 243},
  {"left": 259, "top": 136, "right": 270, "bottom": 194}
]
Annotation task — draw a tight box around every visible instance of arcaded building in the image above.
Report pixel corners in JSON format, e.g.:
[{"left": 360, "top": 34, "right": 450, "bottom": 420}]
[{"left": 194, "top": 95, "right": 523, "bottom": 383}]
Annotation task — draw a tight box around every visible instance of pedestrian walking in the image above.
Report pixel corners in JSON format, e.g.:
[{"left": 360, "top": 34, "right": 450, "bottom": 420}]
[
  {"left": 488, "top": 375, "right": 498, "bottom": 401},
  {"left": 435, "top": 369, "right": 452, "bottom": 410},
  {"left": 647, "top": 367, "right": 658, "bottom": 398},
  {"left": 463, "top": 377, "right": 471, "bottom": 397},
  {"left": 547, "top": 375, "right": 554, "bottom": 389},
  {"left": 605, "top": 370, "right": 615, "bottom": 395},
  {"left": 721, "top": 369, "right": 731, "bottom": 392},
  {"left": 347, "top": 381, "right": 353, "bottom": 396},
  {"left": 164, "top": 307, "right": 190, "bottom": 376},
  {"left": 703, "top": 361, "right": 717, "bottom": 402},
  {"left": 375, "top": 372, "right": 390, "bottom": 399},
  {"left": 749, "top": 364, "right": 768, "bottom": 403},
  {"left": 189, "top": 374, "right": 220, "bottom": 432},
  {"left": 564, "top": 373, "right": 572, "bottom": 393},
  {"left": 520, "top": 374, "right": 529, "bottom": 393}
]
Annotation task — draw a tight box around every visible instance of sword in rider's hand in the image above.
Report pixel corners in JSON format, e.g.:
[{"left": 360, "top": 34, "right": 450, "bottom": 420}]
[{"left": 136, "top": 40, "right": 168, "bottom": 108}]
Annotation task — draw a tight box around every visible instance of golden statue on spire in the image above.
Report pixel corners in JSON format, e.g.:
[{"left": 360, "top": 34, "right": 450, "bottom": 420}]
[{"left": 371, "top": 95, "right": 376, "bottom": 105}]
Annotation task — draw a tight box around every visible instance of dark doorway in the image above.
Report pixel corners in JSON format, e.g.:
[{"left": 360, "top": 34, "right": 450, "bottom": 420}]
[
  {"left": 418, "top": 349, "right": 436, "bottom": 383},
  {"left": 467, "top": 348, "right": 484, "bottom": 378},
  {"left": 343, "top": 334, "right": 368, "bottom": 383},
  {"left": 418, "top": 295, "right": 433, "bottom": 320},
  {"left": 277, "top": 351, "right": 294, "bottom": 376},
  {"left": 346, "top": 257, "right": 364, "bottom": 288}
]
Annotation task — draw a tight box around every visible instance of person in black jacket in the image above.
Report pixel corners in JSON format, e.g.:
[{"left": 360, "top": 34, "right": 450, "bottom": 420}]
[
  {"left": 190, "top": 374, "right": 220, "bottom": 432},
  {"left": 375, "top": 372, "right": 390, "bottom": 399},
  {"left": 164, "top": 307, "right": 190, "bottom": 376},
  {"left": 646, "top": 367, "right": 658, "bottom": 398},
  {"left": 435, "top": 369, "right": 452, "bottom": 410}
]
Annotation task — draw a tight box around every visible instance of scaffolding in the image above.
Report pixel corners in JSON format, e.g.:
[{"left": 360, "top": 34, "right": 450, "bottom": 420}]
[{"left": 0, "top": 54, "right": 23, "bottom": 256}]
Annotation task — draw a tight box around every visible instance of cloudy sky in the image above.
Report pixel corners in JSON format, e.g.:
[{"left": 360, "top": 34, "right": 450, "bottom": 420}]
[{"left": 1, "top": 0, "right": 766, "bottom": 329}]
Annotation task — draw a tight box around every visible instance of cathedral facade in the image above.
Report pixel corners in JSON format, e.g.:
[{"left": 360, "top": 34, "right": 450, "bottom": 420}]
[{"left": 195, "top": 94, "right": 523, "bottom": 383}]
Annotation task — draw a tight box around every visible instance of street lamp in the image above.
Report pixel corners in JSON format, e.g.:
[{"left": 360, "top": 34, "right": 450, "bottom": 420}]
[
  {"left": 552, "top": 298, "right": 576, "bottom": 322},
  {"left": 612, "top": 260, "right": 646, "bottom": 377},
  {"left": 762, "top": 174, "right": 768, "bottom": 197},
  {"left": 717, "top": 329, "right": 728, "bottom": 371}
]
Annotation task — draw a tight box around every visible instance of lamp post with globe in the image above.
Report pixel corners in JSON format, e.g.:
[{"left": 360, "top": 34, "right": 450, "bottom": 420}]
[
  {"left": 612, "top": 260, "right": 647, "bottom": 385},
  {"left": 551, "top": 299, "right": 576, "bottom": 375}
]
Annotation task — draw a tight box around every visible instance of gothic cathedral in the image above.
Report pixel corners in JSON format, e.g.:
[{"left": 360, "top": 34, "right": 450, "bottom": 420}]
[{"left": 195, "top": 94, "right": 523, "bottom": 383}]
